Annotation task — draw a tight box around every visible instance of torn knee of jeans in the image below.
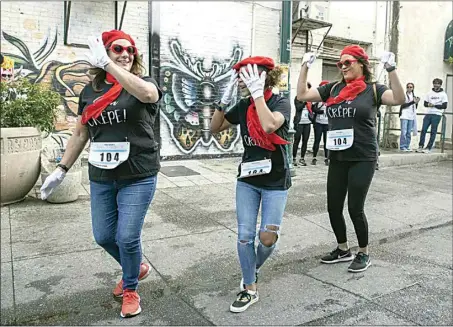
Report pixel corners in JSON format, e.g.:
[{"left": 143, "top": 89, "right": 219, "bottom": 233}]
[
  {"left": 264, "top": 224, "right": 280, "bottom": 233},
  {"left": 259, "top": 225, "right": 280, "bottom": 247}
]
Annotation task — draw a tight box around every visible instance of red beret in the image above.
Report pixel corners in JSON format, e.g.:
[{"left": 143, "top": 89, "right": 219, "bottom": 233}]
[
  {"left": 319, "top": 80, "right": 330, "bottom": 86},
  {"left": 233, "top": 56, "right": 275, "bottom": 72},
  {"left": 341, "top": 45, "right": 369, "bottom": 61},
  {"left": 102, "top": 30, "right": 136, "bottom": 47}
]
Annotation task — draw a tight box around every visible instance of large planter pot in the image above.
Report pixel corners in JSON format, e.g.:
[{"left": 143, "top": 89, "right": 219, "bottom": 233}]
[
  {"left": 40, "top": 169, "right": 82, "bottom": 204},
  {"left": 1, "top": 127, "right": 42, "bottom": 206}
]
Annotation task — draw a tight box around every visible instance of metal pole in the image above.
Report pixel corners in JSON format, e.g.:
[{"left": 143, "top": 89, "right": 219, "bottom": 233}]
[{"left": 280, "top": 0, "right": 296, "bottom": 177}]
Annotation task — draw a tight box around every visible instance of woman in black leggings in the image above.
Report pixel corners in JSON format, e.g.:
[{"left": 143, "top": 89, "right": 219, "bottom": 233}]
[
  {"left": 292, "top": 83, "right": 312, "bottom": 166},
  {"left": 296, "top": 46, "right": 405, "bottom": 272}
]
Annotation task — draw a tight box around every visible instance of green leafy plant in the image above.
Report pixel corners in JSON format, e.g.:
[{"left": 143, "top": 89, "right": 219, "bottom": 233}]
[{"left": 0, "top": 78, "right": 61, "bottom": 132}]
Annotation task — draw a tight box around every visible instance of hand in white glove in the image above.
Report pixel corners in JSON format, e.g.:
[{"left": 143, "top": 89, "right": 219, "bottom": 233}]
[
  {"left": 220, "top": 70, "right": 239, "bottom": 105},
  {"left": 381, "top": 51, "right": 396, "bottom": 68},
  {"left": 40, "top": 168, "right": 66, "bottom": 200},
  {"left": 302, "top": 52, "right": 317, "bottom": 68},
  {"left": 239, "top": 64, "right": 266, "bottom": 100},
  {"left": 86, "top": 35, "right": 112, "bottom": 69}
]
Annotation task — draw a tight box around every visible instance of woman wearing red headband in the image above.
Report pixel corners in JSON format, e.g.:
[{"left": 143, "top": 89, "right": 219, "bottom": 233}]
[
  {"left": 296, "top": 45, "right": 405, "bottom": 272},
  {"left": 40, "top": 30, "right": 162, "bottom": 317},
  {"left": 311, "top": 80, "right": 331, "bottom": 166},
  {"left": 211, "top": 56, "right": 291, "bottom": 312}
]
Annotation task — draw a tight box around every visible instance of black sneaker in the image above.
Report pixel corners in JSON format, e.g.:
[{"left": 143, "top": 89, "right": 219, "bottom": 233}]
[
  {"left": 293, "top": 158, "right": 298, "bottom": 167},
  {"left": 229, "top": 290, "right": 259, "bottom": 313},
  {"left": 240, "top": 272, "right": 259, "bottom": 291},
  {"left": 348, "top": 252, "right": 371, "bottom": 273},
  {"left": 324, "top": 158, "right": 329, "bottom": 166},
  {"left": 320, "top": 247, "right": 354, "bottom": 264},
  {"left": 299, "top": 158, "right": 307, "bottom": 166},
  {"left": 311, "top": 158, "right": 317, "bottom": 165}
]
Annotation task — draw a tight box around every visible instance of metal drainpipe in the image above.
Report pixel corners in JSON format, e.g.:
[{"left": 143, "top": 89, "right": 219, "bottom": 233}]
[{"left": 280, "top": 0, "right": 296, "bottom": 177}]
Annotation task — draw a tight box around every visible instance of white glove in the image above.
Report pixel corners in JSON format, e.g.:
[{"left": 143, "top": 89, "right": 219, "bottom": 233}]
[
  {"left": 220, "top": 70, "right": 239, "bottom": 105},
  {"left": 380, "top": 51, "right": 396, "bottom": 67},
  {"left": 239, "top": 64, "right": 266, "bottom": 100},
  {"left": 86, "top": 35, "right": 112, "bottom": 69},
  {"left": 302, "top": 52, "right": 316, "bottom": 68},
  {"left": 40, "top": 168, "right": 66, "bottom": 200}
]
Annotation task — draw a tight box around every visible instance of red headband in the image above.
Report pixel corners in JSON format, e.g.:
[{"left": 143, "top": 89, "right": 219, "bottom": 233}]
[
  {"left": 341, "top": 45, "right": 369, "bottom": 61},
  {"left": 102, "top": 30, "right": 136, "bottom": 47},
  {"left": 319, "top": 80, "right": 330, "bottom": 86},
  {"left": 232, "top": 56, "right": 275, "bottom": 72}
]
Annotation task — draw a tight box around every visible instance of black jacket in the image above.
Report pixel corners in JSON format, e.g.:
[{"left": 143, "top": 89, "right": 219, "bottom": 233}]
[{"left": 293, "top": 97, "right": 313, "bottom": 125}]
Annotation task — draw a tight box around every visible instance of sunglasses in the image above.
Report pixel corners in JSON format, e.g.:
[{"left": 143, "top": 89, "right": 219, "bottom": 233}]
[
  {"left": 336, "top": 59, "right": 358, "bottom": 69},
  {"left": 108, "top": 44, "right": 137, "bottom": 55}
]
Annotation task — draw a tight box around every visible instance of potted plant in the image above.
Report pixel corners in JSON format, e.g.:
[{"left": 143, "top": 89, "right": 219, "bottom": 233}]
[{"left": 1, "top": 76, "right": 60, "bottom": 205}]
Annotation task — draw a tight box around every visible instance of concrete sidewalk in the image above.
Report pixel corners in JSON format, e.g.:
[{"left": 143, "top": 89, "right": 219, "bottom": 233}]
[{"left": 1, "top": 159, "right": 452, "bottom": 325}]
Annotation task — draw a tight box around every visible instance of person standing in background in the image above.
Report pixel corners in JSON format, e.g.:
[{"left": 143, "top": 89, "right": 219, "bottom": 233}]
[
  {"left": 399, "top": 82, "right": 419, "bottom": 152},
  {"left": 292, "top": 83, "right": 313, "bottom": 166},
  {"left": 416, "top": 78, "right": 449, "bottom": 153},
  {"left": 311, "top": 80, "right": 330, "bottom": 166}
]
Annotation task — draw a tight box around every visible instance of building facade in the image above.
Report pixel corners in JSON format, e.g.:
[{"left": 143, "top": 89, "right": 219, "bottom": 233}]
[{"left": 1, "top": 1, "right": 451, "bottom": 159}]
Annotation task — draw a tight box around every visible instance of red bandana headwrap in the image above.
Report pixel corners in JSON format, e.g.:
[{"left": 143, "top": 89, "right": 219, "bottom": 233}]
[
  {"left": 81, "top": 30, "right": 136, "bottom": 125},
  {"left": 233, "top": 56, "right": 289, "bottom": 152},
  {"left": 325, "top": 45, "right": 368, "bottom": 106}
]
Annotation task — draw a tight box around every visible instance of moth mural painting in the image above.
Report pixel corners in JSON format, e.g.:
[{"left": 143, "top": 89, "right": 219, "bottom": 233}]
[
  {"left": 1, "top": 31, "right": 91, "bottom": 130},
  {"left": 160, "top": 39, "right": 244, "bottom": 154}
]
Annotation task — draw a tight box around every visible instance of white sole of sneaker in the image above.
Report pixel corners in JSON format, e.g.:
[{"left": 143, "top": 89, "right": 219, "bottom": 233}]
[
  {"left": 229, "top": 296, "right": 259, "bottom": 313},
  {"left": 321, "top": 256, "right": 354, "bottom": 264},
  {"left": 348, "top": 261, "right": 372, "bottom": 273},
  {"left": 120, "top": 305, "right": 142, "bottom": 318}
]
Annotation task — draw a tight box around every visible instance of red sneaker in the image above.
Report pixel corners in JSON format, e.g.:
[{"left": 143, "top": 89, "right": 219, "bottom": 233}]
[
  {"left": 113, "top": 262, "right": 151, "bottom": 298},
  {"left": 120, "top": 289, "right": 141, "bottom": 318}
]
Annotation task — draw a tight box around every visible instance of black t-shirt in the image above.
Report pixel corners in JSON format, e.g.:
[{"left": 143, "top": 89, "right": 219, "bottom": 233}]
[
  {"left": 78, "top": 76, "right": 163, "bottom": 181},
  {"left": 317, "top": 81, "right": 388, "bottom": 161},
  {"left": 224, "top": 94, "right": 292, "bottom": 190}
]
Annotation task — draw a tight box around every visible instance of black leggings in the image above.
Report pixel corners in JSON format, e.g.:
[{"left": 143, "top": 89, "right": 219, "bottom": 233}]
[
  {"left": 327, "top": 160, "right": 376, "bottom": 248},
  {"left": 293, "top": 124, "right": 311, "bottom": 159},
  {"left": 313, "top": 123, "right": 328, "bottom": 158}
]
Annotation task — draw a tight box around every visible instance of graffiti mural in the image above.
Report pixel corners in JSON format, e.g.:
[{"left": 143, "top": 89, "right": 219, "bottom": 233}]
[
  {"left": 1, "top": 31, "right": 91, "bottom": 129},
  {"left": 160, "top": 39, "right": 244, "bottom": 154}
]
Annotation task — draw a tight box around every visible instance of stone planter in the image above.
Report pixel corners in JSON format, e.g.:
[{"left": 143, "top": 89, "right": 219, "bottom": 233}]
[{"left": 1, "top": 127, "right": 42, "bottom": 206}]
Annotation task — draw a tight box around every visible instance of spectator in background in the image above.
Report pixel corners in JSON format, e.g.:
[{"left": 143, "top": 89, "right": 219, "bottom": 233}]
[
  {"left": 399, "top": 82, "right": 420, "bottom": 152},
  {"left": 416, "top": 78, "right": 449, "bottom": 153},
  {"left": 292, "top": 83, "right": 313, "bottom": 166}
]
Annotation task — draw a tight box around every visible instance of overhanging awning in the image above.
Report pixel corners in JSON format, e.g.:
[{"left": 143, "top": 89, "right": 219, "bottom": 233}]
[{"left": 292, "top": 17, "right": 332, "bottom": 52}]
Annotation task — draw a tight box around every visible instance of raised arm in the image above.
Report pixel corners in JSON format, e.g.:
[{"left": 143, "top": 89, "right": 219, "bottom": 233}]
[{"left": 296, "top": 53, "right": 323, "bottom": 103}]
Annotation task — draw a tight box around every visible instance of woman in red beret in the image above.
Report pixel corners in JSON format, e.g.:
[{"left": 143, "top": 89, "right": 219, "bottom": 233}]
[
  {"left": 211, "top": 56, "right": 291, "bottom": 313},
  {"left": 311, "top": 80, "right": 331, "bottom": 166},
  {"left": 40, "top": 30, "right": 162, "bottom": 318},
  {"left": 296, "top": 45, "right": 405, "bottom": 273}
]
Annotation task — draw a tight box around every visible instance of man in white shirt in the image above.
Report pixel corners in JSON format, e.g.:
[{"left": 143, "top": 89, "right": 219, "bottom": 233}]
[
  {"left": 399, "top": 83, "right": 420, "bottom": 151},
  {"left": 416, "top": 78, "right": 449, "bottom": 153}
]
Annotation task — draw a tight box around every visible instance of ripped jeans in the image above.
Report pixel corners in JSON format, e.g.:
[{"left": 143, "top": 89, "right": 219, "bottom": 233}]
[{"left": 236, "top": 181, "right": 288, "bottom": 285}]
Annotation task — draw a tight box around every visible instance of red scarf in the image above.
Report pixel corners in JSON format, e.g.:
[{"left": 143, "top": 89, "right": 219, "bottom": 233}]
[
  {"left": 246, "top": 89, "right": 290, "bottom": 151},
  {"left": 325, "top": 76, "right": 366, "bottom": 106},
  {"left": 306, "top": 102, "right": 312, "bottom": 113},
  {"left": 81, "top": 73, "right": 122, "bottom": 124}
]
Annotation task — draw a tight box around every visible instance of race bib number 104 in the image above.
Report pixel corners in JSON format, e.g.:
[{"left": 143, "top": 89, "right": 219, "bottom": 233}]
[
  {"left": 88, "top": 142, "right": 130, "bottom": 169},
  {"left": 326, "top": 129, "right": 354, "bottom": 151},
  {"left": 239, "top": 159, "right": 272, "bottom": 178}
]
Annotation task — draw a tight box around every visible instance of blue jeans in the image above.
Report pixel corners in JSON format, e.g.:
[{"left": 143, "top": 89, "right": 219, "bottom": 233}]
[
  {"left": 236, "top": 181, "right": 288, "bottom": 285},
  {"left": 419, "top": 114, "right": 442, "bottom": 150},
  {"left": 400, "top": 119, "right": 414, "bottom": 150},
  {"left": 90, "top": 175, "right": 157, "bottom": 290}
]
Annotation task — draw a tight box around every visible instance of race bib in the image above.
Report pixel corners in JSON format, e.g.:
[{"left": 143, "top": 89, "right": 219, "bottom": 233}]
[
  {"left": 326, "top": 129, "right": 354, "bottom": 151},
  {"left": 239, "top": 159, "right": 272, "bottom": 178},
  {"left": 300, "top": 109, "right": 311, "bottom": 124},
  {"left": 88, "top": 142, "right": 130, "bottom": 169}
]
